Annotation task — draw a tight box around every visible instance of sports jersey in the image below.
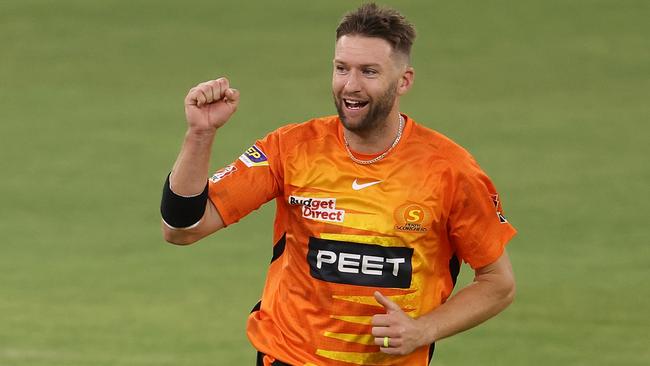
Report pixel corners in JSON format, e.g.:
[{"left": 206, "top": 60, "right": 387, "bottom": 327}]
[{"left": 208, "top": 114, "right": 516, "bottom": 366}]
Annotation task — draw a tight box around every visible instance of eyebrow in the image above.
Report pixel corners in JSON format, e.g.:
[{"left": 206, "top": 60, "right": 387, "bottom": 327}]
[{"left": 333, "top": 60, "right": 382, "bottom": 68}]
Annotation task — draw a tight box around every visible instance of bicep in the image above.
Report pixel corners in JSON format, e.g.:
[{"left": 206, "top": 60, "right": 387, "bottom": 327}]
[
  {"left": 475, "top": 250, "right": 513, "bottom": 278},
  {"left": 474, "top": 250, "right": 516, "bottom": 299}
]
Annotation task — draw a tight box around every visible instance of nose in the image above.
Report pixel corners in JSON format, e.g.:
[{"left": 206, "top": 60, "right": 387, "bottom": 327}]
[{"left": 343, "top": 71, "right": 362, "bottom": 94}]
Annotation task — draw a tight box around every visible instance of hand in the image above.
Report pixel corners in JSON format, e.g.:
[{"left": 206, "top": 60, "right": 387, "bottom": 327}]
[
  {"left": 184, "top": 77, "right": 240, "bottom": 133},
  {"left": 371, "top": 291, "right": 425, "bottom": 355}
]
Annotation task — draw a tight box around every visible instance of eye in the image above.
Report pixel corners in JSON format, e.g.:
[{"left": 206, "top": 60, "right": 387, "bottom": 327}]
[
  {"left": 362, "top": 68, "right": 378, "bottom": 76},
  {"left": 334, "top": 65, "right": 347, "bottom": 74}
]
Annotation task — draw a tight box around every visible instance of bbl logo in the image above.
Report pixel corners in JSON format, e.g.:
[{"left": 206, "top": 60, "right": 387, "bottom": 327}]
[
  {"left": 394, "top": 202, "right": 431, "bottom": 232},
  {"left": 209, "top": 164, "right": 237, "bottom": 183}
]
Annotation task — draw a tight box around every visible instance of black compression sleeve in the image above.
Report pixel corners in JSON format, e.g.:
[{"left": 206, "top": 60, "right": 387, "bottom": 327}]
[{"left": 160, "top": 173, "right": 209, "bottom": 229}]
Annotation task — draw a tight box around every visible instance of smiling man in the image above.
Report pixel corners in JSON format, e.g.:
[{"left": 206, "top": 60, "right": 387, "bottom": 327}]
[{"left": 161, "top": 3, "right": 517, "bottom": 366}]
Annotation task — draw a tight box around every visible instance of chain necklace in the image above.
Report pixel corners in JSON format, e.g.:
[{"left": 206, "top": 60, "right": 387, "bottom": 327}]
[{"left": 343, "top": 114, "right": 405, "bottom": 165}]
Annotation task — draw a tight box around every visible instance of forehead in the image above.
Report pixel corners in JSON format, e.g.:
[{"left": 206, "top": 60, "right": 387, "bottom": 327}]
[{"left": 334, "top": 35, "right": 394, "bottom": 65}]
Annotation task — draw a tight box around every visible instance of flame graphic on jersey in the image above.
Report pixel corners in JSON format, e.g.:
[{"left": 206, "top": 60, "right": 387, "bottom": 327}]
[{"left": 316, "top": 233, "right": 416, "bottom": 365}]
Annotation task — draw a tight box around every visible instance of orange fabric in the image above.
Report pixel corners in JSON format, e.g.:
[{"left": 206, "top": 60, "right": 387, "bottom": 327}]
[
  {"left": 262, "top": 354, "right": 276, "bottom": 366},
  {"left": 208, "top": 115, "right": 516, "bottom": 366}
]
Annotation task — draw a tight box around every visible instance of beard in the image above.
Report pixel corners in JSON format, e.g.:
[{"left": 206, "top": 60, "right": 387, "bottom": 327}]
[{"left": 334, "top": 80, "right": 398, "bottom": 134}]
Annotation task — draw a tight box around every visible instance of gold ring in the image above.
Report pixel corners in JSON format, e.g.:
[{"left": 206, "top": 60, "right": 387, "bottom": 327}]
[{"left": 383, "top": 336, "right": 390, "bottom": 348}]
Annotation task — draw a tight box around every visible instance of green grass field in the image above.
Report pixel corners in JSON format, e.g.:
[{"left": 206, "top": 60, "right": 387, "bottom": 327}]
[{"left": 1, "top": 0, "right": 648, "bottom": 365}]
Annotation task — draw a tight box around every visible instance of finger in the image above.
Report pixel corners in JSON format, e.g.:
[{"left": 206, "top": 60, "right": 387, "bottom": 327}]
[
  {"left": 218, "top": 77, "right": 230, "bottom": 93},
  {"left": 196, "top": 88, "right": 208, "bottom": 107},
  {"left": 210, "top": 77, "right": 228, "bottom": 101},
  {"left": 197, "top": 83, "right": 215, "bottom": 104},
  {"left": 186, "top": 87, "right": 207, "bottom": 107},
  {"left": 209, "top": 82, "right": 216, "bottom": 102},
  {"left": 184, "top": 87, "right": 198, "bottom": 105},
  {"left": 371, "top": 326, "right": 391, "bottom": 337},
  {"left": 374, "top": 336, "right": 403, "bottom": 348},
  {"left": 379, "top": 346, "right": 403, "bottom": 355},
  {"left": 374, "top": 291, "right": 402, "bottom": 312},
  {"left": 206, "top": 79, "right": 223, "bottom": 102},
  {"left": 371, "top": 314, "right": 391, "bottom": 327},
  {"left": 224, "top": 88, "right": 240, "bottom": 105}
]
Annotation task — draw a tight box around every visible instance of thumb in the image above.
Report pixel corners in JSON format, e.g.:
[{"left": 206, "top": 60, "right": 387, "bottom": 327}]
[{"left": 374, "top": 291, "right": 402, "bottom": 312}]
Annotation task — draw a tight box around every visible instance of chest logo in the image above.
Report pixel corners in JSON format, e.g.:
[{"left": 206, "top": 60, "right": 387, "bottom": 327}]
[
  {"left": 394, "top": 202, "right": 432, "bottom": 233},
  {"left": 352, "top": 179, "right": 382, "bottom": 191},
  {"left": 289, "top": 195, "right": 345, "bottom": 223},
  {"left": 307, "top": 237, "right": 413, "bottom": 289}
]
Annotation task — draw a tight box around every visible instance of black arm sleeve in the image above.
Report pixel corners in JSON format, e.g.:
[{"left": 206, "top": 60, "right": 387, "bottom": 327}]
[{"left": 160, "top": 173, "right": 208, "bottom": 229}]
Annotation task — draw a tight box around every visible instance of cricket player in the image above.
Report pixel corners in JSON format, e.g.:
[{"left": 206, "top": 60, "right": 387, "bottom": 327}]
[{"left": 161, "top": 3, "right": 517, "bottom": 365}]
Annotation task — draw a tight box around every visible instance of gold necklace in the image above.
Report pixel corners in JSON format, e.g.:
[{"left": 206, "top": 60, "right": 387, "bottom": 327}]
[{"left": 343, "top": 114, "right": 404, "bottom": 165}]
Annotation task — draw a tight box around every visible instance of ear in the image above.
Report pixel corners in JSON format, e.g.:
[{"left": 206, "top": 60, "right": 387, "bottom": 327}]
[{"left": 397, "top": 66, "right": 414, "bottom": 96}]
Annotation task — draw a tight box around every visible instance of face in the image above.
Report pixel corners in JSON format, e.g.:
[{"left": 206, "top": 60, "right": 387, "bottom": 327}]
[{"left": 332, "top": 35, "right": 412, "bottom": 133}]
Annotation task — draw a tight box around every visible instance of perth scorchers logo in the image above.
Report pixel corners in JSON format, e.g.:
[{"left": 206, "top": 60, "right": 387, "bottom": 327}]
[{"left": 394, "top": 202, "right": 432, "bottom": 232}]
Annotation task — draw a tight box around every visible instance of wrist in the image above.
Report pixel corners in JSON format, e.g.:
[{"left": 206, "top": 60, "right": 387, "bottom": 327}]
[
  {"left": 415, "top": 313, "right": 441, "bottom": 346},
  {"left": 185, "top": 127, "right": 217, "bottom": 140}
]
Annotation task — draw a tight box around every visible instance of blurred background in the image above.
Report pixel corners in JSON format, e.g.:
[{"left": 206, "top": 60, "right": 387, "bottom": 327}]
[{"left": 1, "top": 0, "right": 648, "bottom": 365}]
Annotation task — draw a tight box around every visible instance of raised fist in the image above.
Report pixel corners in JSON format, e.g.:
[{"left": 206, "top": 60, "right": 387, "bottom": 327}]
[{"left": 184, "top": 77, "right": 240, "bottom": 132}]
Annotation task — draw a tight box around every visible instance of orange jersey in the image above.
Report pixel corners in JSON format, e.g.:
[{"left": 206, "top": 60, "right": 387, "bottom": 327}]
[{"left": 208, "top": 115, "right": 516, "bottom": 366}]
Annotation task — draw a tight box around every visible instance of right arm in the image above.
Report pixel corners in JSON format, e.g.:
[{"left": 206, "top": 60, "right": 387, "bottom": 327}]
[{"left": 161, "top": 77, "right": 240, "bottom": 245}]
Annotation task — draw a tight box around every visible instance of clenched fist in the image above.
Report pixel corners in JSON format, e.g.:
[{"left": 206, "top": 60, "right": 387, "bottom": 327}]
[{"left": 184, "top": 77, "right": 240, "bottom": 133}]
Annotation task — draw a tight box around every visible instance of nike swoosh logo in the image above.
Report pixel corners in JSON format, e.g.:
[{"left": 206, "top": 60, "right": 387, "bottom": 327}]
[{"left": 352, "top": 179, "right": 382, "bottom": 191}]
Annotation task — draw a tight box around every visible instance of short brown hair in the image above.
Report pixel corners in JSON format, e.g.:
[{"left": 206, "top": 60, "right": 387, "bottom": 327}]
[{"left": 336, "top": 3, "right": 416, "bottom": 59}]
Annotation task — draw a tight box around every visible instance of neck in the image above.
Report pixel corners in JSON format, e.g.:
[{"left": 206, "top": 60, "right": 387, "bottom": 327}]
[{"left": 344, "top": 112, "right": 403, "bottom": 154}]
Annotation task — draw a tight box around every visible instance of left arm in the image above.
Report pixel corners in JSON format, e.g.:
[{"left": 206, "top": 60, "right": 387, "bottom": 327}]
[{"left": 371, "top": 250, "right": 515, "bottom": 355}]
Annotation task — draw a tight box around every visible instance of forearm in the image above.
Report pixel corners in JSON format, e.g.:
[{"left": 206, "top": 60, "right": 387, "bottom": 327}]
[
  {"left": 161, "top": 130, "right": 224, "bottom": 244},
  {"left": 418, "top": 253, "right": 516, "bottom": 344},
  {"left": 169, "top": 129, "right": 217, "bottom": 196},
  {"left": 161, "top": 78, "right": 238, "bottom": 243},
  {"left": 422, "top": 275, "right": 514, "bottom": 344}
]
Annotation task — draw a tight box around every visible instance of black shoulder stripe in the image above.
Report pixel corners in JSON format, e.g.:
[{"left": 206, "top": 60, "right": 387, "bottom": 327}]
[
  {"left": 270, "top": 233, "right": 287, "bottom": 263},
  {"left": 250, "top": 300, "right": 261, "bottom": 314}
]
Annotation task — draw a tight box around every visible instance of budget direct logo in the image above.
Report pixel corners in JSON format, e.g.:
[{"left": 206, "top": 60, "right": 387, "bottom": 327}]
[
  {"left": 394, "top": 202, "right": 431, "bottom": 232},
  {"left": 289, "top": 195, "right": 345, "bottom": 223}
]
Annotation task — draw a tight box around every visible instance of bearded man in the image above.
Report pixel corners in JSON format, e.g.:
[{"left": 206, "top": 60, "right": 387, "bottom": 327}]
[{"left": 161, "top": 3, "right": 517, "bottom": 365}]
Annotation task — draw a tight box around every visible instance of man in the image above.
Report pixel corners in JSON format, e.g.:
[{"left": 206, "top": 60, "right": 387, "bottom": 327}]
[{"left": 161, "top": 3, "right": 516, "bottom": 365}]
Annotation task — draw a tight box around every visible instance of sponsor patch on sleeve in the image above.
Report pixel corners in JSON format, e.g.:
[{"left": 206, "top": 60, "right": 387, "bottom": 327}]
[
  {"left": 238, "top": 145, "right": 269, "bottom": 167},
  {"left": 209, "top": 164, "right": 237, "bottom": 183},
  {"left": 491, "top": 194, "right": 509, "bottom": 223}
]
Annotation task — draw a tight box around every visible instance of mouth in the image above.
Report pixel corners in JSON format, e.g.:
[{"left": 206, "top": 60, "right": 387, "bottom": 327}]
[{"left": 343, "top": 98, "right": 369, "bottom": 110}]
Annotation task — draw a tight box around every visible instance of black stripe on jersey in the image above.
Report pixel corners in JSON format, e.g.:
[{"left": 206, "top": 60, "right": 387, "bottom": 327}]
[
  {"left": 449, "top": 254, "right": 461, "bottom": 286},
  {"left": 256, "top": 352, "right": 292, "bottom": 366},
  {"left": 250, "top": 300, "right": 261, "bottom": 314},
  {"left": 428, "top": 342, "right": 436, "bottom": 363},
  {"left": 270, "top": 233, "right": 286, "bottom": 263}
]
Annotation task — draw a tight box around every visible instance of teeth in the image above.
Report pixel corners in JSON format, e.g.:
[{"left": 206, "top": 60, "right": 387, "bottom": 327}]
[{"left": 344, "top": 99, "right": 367, "bottom": 109}]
